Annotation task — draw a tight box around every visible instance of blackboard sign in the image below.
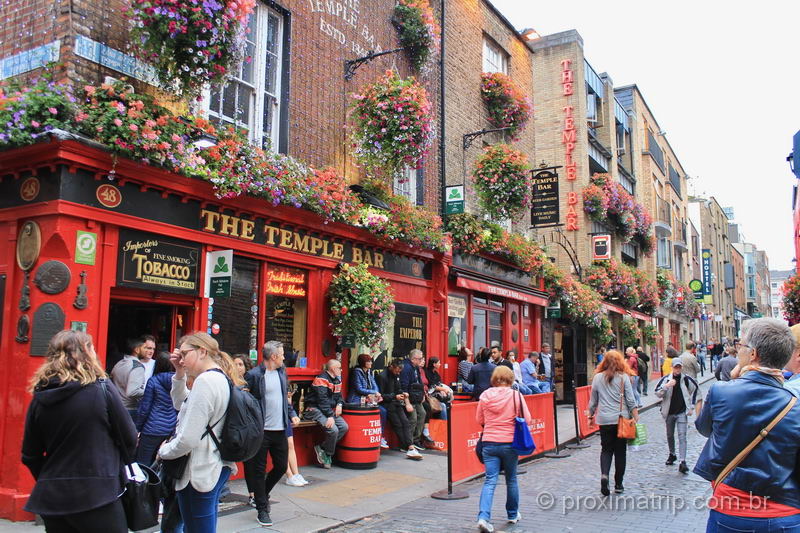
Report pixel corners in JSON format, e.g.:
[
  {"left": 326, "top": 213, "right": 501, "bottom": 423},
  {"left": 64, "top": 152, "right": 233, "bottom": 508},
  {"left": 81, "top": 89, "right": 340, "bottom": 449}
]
[
  {"left": 117, "top": 229, "right": 200, "bottom": 295},
  {"left": 391, "top": 303, "right": 427, "bottom": 361},
  {"left": 531, "top": 169, "right": 560, "bottom": 227}
]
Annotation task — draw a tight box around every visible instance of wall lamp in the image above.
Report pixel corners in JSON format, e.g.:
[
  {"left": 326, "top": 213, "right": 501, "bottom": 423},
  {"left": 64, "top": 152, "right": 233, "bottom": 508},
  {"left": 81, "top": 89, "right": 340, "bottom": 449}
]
[{"left": 519, "top": 28, "right": 541, "bottom": 41}]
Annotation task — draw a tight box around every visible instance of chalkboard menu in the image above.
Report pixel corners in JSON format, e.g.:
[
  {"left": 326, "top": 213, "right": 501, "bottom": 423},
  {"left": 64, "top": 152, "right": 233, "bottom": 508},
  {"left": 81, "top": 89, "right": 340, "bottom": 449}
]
[
  {"left": 266, "top": 296, "right": 297, "bottom": 355},
  {"left": 391, "top": 303, "right": 427, "bottom": 361}
]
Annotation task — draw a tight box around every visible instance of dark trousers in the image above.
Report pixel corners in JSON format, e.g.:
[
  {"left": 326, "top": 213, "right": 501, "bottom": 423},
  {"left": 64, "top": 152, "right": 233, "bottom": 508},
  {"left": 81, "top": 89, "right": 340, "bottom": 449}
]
[
  {"left": 42, "top": 499, "right": 127, "bottom": 533},
  {"left": 384, "top": 402, "right": 413, "bottom": 449},
  {"left": 136, "top": 433, "right": 170, "bottom": 466},
  {"left": 406, "top": 402, "right": 426, "bottom": 444},
  {"left": 599, "top": 424, "right": 627, "bottom": 484},
  {"left": 244, "top": 430, "right": 289, "bottom": 512}
]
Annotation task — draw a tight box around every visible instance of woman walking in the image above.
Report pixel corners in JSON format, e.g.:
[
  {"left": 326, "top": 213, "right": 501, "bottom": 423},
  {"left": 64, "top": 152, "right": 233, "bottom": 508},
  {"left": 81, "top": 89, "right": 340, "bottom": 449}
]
[
  {"left": 135, "top": 351, "right": 179, "bottom": 465},
  {"left": 475, "top": 366, "right": 532, "bottom": 532},
  {"left": 22, "top": 330, "right": 137, "bottom": 533},
  {"left": 158, "top": 332, "right": 238, "bottom": 533},
  {"left": 587, "top": 350, "right": 639, "bottom": 496}
]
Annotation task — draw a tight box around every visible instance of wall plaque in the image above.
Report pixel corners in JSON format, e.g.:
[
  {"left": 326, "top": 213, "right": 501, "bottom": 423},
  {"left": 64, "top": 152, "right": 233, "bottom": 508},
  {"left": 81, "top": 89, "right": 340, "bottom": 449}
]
[
  {"left": 34, "top": 260, "right": 71, "bottom": 294},
  {"left": 16, "top": 220, "right": 41, "bottom": 271},
  {"left": 30, "top": 303, "right": 65, "bottom": 355},
  {"left": 117, "top": 229, "right": 200, "bottom": 295}
]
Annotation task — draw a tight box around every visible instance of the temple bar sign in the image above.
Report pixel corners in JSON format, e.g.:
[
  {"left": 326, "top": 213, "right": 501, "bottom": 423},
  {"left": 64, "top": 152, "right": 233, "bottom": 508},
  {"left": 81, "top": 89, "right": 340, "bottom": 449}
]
[{"left": 531, "top": 169, "right": 560, "bottom": 227}]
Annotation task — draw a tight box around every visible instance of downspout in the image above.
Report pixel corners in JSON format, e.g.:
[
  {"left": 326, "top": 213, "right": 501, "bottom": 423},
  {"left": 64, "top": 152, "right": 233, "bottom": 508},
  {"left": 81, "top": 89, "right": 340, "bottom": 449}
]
[{"left": 439, "top": 0, "right": 446, "bottom": 216}]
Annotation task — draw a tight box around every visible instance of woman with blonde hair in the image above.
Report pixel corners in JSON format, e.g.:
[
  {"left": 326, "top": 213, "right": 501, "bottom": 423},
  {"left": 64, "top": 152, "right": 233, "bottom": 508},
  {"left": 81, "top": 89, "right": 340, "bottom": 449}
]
[
  {"left": 158, "top": 332, "right": 238, "bottom": 532},
  {"left": 22, "top": 330, "right": 137, "bottom": 532},
  {"left": 475, "top": 365, "right": 532, "bottom": 532},
  {"left": 587, "top": 350, "right": 639, "bottom": 496}
]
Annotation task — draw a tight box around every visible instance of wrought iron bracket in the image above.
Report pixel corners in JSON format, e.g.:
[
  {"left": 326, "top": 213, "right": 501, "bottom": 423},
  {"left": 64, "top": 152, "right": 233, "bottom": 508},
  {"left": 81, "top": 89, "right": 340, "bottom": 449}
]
[
  {"left": 462, "top": 127, "right": 513, "bottom": 150},
  {"left": 344, "top": 48, "right": 404, "bottom": 81}
]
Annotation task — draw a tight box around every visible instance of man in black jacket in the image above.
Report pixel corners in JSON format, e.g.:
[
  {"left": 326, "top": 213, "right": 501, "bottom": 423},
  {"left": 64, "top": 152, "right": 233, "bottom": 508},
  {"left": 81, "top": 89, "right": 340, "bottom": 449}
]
[
  {"left": 636, "top": 346, "right": 650, "bottom": 396},
  {"left": 303, "top": 359, "right": 348, "bottom": 468},
  {"left": 378, "top": 360, "right": 422, "bottom": 460},
  {"left": 467, "top": 349, "right": 496, "bottom": 400},
  {"left": 244, "top": 340, "right": 298, "bottom": 527}
]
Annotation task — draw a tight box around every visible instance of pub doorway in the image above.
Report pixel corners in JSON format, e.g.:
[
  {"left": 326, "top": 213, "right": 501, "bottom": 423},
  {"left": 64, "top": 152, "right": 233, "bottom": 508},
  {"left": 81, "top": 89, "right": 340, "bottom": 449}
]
[{"left": 105, "top": 298, "right": 193, "bottom": 371}]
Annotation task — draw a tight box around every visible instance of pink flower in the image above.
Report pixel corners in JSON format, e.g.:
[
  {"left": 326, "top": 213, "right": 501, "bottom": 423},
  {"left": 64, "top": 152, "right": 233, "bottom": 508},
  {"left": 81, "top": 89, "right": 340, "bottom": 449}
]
[
  {"left": 48, "top": 107, "right": 58, "bottom": 114},
  {"left": 129, "top": 124, "right": 139, "bottom": 132},
  {"left": 113, "top": 118, "right": 123, "bottom": 127},
  {"left": 31, "top": 121, "right": 40, "bottom": 128}
]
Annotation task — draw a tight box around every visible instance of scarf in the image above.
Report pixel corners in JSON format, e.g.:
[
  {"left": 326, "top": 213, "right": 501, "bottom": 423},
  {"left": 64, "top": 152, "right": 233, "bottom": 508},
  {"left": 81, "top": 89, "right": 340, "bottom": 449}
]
[{"left": 739, "top": 365, "right": 785, "bottom": 383}]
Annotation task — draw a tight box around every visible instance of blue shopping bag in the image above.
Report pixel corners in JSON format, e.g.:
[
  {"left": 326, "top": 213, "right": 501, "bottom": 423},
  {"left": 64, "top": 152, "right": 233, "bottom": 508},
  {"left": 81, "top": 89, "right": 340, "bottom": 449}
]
[{"left": 511, "top": 392, "right": 535, "bottom": 455}]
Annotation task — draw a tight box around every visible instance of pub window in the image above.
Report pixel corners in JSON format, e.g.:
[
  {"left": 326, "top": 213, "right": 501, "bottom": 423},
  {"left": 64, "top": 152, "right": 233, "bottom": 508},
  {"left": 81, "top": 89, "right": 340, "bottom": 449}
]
[
  {"left": 393, "top": 167, "right": 418, "bottom": 205},
  {"left": 482, "top": 37, "right": 508, "bottom": 74},
  {"left": 206, "top": 3, "right": 285, "bottom": 150},
  {"left": 210, "top": 255, "right": 260, "bottom": 357},
  {"left": 264, "top": 264, "right": 307, "bottom": 366}
]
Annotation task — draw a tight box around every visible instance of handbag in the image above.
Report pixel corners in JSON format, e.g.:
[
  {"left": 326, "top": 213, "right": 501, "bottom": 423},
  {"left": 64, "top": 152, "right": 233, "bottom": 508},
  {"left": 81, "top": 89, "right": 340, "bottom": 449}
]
[
  {"left": 713, "top": 396, "right": 797, "bottom": 490},
  {"left": 616, "top": 379, "right": 636, "bottom": 440},
  {"left": 160, "top": 448, "right": 189, "bottom": 480},
  {"left": 427, "top": 395, "right": 443, "bottom": 414},
  {"left": 100, "top": 380, "right": 162, "bottom": 531},
  {"left": 511, "top": 391, "right": 535, "bottom": 455}
]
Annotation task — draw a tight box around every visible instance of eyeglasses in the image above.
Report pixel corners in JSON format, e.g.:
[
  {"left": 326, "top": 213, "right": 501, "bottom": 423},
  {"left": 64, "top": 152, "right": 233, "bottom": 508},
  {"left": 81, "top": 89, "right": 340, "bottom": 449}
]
[
  {"left": 738, "top": 343, "right": 753, "bottom": 351},
  {"left": 179, "top": 348, "right": 197, "bottom": 360}
]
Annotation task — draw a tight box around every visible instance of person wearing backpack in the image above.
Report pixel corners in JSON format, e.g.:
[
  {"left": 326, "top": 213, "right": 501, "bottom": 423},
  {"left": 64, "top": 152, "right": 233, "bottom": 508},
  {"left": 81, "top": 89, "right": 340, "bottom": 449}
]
[
  {"left": 158, "top": 332, "right": 238, "bottom": 533},
  {"left": 244, "top": 340, "right": 299, "bottom": 527}
]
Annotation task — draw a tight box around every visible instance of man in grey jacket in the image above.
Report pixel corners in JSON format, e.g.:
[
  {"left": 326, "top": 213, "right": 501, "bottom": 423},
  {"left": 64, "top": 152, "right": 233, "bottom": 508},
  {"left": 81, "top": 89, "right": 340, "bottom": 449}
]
[
  {"left": 679, "top": 342, "right": 701, "bottom": 381},
  {"left": 654, "top": 360, "right": 701, "bottom": 474},
  {"left": 110, "top": 337, "right": 147, "bottom": 419}
]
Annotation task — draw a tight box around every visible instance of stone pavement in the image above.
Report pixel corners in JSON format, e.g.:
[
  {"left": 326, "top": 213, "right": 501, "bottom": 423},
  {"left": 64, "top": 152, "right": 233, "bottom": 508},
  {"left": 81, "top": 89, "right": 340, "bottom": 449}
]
[
  {"left": 329, "top": 379, "right": 716, "bottom": 533},
  {"left": 0, "top": 372, "right": 714, "bottom": 533}
]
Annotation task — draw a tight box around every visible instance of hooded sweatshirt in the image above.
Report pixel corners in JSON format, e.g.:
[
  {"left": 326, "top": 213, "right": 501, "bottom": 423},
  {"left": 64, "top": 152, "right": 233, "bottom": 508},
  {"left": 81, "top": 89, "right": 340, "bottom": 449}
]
[
  {"left": 476, "top": 387, "right": 532, "bottom": 443},
  {"left": 22, "top": 379, "right": 137, "bottom": 515}
]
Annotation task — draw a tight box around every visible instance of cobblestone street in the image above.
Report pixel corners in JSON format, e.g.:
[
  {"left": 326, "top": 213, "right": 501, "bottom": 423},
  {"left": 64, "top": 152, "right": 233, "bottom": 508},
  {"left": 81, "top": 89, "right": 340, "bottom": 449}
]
[{"left": 331, "top": 382, "right": 714, "bottom": 533}]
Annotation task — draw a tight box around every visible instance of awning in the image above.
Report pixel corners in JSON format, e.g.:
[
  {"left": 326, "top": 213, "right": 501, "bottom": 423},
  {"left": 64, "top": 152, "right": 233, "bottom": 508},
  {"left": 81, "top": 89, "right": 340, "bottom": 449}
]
[
  {"left": 603, "top": 302, "right": 627, "bottom": 315},
  {"left": 455, "top": 275, "right": 549, "bottom": 306},
  {"left": 629, "top": 310, "right": 652, "bottom": 322}
]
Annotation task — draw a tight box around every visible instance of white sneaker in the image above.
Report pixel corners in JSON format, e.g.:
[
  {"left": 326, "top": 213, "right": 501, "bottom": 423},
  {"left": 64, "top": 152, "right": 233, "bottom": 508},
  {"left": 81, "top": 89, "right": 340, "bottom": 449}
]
[
  {"left": 406, "top": 448, "right": 423, "bottom": 460},
  {"left": 285, "top": 474, "right": 304, "bottom": 487},
  {"left": 508, "top": 512, "right": 521, "bottom": 524},
  {"left": 380, "top": 438, "right": 389, "bottom": 449},
  {"left": 477, "top": 518, "right": 494, "bottom": 532},
  {"left": 296, "top": 474, "right": 309, "bottom": 485}
]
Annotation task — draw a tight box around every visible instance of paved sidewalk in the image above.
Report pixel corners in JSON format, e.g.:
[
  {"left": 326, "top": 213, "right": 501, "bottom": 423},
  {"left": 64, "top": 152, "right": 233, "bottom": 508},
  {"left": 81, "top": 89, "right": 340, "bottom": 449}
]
[{"left": 0, "top": 372, "right": 713, "bottom": 533}]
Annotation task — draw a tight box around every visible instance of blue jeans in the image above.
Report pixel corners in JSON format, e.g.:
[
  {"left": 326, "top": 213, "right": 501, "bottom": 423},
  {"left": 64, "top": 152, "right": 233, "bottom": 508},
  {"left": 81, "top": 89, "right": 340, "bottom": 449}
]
[
  {"left": 538, "top": 380, "right": 552, "bottom": 393},
  {"left": 513, "top": 382, "right": 533, "bottom": 395},
  {"left": 631, "top": 376, "right": 641, "bottom": 406},
  {"left": 176, "top": 467, "right": 231, "bottom": 533},
  {"left": 478, "top": 443, "right": 520, "bottom": 522},
  {"left": 706, "top": 509, "right": 800, "bottom": 532}
]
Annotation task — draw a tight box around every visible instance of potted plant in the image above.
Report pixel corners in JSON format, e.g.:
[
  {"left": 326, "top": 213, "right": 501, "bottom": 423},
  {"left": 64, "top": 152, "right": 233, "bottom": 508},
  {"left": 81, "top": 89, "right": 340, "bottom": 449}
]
[
  {"left": 480, "top": 72, "right": 531, "bottom": 137},
  {"left": 393, "top": 0, "right": 440, "bottom": 71},
  {"left": 329, "top": 263, "right": 395, "bottom": 347},
  {"left": 472, "top": 143, "right": 531, "bottom": 221}
]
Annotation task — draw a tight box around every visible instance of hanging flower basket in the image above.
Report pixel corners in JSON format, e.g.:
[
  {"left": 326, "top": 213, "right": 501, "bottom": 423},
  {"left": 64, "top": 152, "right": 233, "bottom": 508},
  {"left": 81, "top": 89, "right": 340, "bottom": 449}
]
[
  {"left": 350, "top": 71, "right": 434, "bottom": 179},
  {"left": 393, "top": 0, "right": 440, "bottom": 71},
  {"left": 641, "top": 323, "right": 658, "bottom": 346},
  {"left": 127, "top": 0, "right": 256, "bottom": 99},
  {"left": 480, "top": 72, "right": 531, "bottom": 137},
  {"left": 329, "top": 263, "right": 395, "bottom": 347},
  {"left": 619, "top": 316, "right": 641, "bottom": 348},
  {"left": 473, "top": 143, "right": 531, "bottom": 220},
  {"left": 782, "top": 273, "right": 800, "bottom": 325}
]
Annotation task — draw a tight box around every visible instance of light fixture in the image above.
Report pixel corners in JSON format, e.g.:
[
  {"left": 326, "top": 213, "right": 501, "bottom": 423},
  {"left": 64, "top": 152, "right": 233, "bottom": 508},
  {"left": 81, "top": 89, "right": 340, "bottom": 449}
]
[
  {"left": 519, "top": 28, "right": 541, "bottom": 41},
  {"left": 192, "top": 133, "right": 218, "bottom": 149}
]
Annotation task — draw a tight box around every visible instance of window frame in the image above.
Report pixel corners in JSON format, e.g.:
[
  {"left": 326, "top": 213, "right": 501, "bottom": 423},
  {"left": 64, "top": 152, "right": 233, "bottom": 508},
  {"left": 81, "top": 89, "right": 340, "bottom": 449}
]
[{"left": 482, "top": 37, "right": 508, "bottom": 74}]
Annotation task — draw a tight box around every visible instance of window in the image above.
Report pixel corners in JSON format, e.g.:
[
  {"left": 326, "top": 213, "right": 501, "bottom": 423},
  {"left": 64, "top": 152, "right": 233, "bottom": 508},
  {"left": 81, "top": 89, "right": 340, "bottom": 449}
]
[
  {"left": 210, "top": 255, "right": 260, "bottom": 356},
  {"left": 264, "top": 264, "right": 307, "bottom": 363},
  {"left": 657, "top": 238, "right": 672, "bottom": 269},
  {"left": 482, "top": 37, "right": 508, "bottom": 74},
  {"left": 394, "top": 166, "right": 424, "bottom": 206},
  {"left": 206, "top": 4, "right": 284, "bottom": 150}
]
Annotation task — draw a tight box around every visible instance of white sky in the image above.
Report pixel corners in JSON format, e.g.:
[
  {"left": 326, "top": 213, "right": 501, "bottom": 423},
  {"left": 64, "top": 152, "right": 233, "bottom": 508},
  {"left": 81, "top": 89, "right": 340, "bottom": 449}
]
[{"left": 490, "top": 0, "right": 800, "bottom": 270}]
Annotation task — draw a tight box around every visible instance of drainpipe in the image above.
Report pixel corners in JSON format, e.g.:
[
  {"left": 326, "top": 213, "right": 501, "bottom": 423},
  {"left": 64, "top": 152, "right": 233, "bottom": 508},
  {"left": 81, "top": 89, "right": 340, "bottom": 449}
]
[{"left": 439, "top": 0, "right": 446, "bottom": 215}]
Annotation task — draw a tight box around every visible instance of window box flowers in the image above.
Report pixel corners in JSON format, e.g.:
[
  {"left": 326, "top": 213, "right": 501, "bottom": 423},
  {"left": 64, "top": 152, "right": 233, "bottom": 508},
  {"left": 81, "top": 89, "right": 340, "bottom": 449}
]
[
  {"left": 329, "top": 263, "right": 395, "bottom": 347},
  {"left": 472, "top": 143, "right": 531, "bottom": 220},
  {"left": 127, "top": 0, "right": 257, "bottom": 99},
  {"left": 393, "top": 0, "right": 440, "bottom": 71},
  {"left": 782, "top": 273, "right": 800, "bottom": 325},
  {"left": 350, "top": 71, "right": 434, "bottom": 180},
  {"left": 480, "top": 72, "right": 531, "bottom": 137}
]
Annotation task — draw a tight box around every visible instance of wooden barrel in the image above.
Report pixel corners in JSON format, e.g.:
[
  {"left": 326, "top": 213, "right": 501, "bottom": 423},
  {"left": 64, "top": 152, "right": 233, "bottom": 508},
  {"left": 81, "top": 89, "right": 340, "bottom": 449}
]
[
  {"left": 333, "top": 404, "right": 381, "bottom": 469},
  {"left": 452, "top": 391, "right": 473, "bottom": 403}
]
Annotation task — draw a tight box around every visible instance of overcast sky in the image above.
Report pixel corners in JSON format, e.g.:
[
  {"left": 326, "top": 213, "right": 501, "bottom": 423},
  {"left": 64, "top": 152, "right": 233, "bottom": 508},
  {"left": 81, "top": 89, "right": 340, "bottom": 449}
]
[{"left": 490, "top": 0, "right": 800, "bottom": 270}]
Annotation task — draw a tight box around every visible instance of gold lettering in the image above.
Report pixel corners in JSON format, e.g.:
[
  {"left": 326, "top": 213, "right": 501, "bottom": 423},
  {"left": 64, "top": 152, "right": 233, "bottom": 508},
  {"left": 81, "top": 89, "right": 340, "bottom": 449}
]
[
  {"left": 240, "top": 219, "right": 255, "bottom": 241},
  {"left": 332, "top": 242, "right": 345, "bottom": 260},
  {"left": 322, "top": 240, "right": 335, "bottom": 258},
  {"left": 280, "top": 229, "right": 293, "bottom": 248},
  {"left": 200, "top": 209, "right": 220, "bottom": 232},
  {"left": 310, "top": 237, "right": 324, "bottom": 255},
  {"left": 264, "top": 226, "right": 280, "bottom": 245},
  {"left": 133, "top": 252, "right": 147, "bottom": 278},
  {"left": 352, "top": 247, "right": 363, "bottom": 264},
  {"left": 293, "top": 233, "right": 310, "bottom": 253},
  {"left": 373, "top": 251, "right": 384, "bottom": 269},
  {"left": 219, "top": 214, "right": 239, "bottom": 237}
]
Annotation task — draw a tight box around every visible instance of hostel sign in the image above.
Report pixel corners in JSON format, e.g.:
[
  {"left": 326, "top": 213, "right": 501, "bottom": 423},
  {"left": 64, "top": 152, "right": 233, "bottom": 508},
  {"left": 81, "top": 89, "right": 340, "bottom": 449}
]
[{"left": 701, "top": 250, "right": 713, "bottom": 304}]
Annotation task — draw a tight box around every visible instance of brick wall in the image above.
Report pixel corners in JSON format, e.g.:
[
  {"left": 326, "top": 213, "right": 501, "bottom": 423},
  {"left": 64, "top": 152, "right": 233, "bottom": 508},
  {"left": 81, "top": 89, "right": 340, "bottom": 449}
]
[{"left": 0, "top": 0, "right": 442, "bottom": 210}]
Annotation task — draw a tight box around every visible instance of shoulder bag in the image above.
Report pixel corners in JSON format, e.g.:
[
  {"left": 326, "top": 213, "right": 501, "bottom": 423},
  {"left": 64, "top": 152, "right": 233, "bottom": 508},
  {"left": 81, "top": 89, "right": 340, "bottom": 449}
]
[
  {"left": 712, "top": 396, "right": 797, "bottom": 490},
  {"left": 616, "top": 377, "right": 636, "bottom": 440},
  {"left": 511, "top": 391, "right": 535, "bottom": 455},
  {"left": 100, "top": 380, "right": 161, "bottom": 531}
]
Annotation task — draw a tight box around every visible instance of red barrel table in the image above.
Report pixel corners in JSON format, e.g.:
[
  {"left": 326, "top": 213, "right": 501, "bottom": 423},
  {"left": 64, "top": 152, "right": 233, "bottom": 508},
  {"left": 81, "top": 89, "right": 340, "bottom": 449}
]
[
  {"left": 452, "top": 391, "right": 473, "bottom": 403},
  {"left": 333, "top": 404, "right": 382, "bottom": 469}
]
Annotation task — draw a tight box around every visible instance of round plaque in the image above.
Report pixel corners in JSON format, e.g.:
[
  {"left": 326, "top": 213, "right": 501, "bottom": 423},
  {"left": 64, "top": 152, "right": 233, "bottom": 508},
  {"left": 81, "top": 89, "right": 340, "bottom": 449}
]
[
  {"left": 16, "top": 221, "right": 42, "bottom": 271},
  {"left": 96, "top": 183, "right": 122, "bottom": 208},
  {"left": 20, "top": 177, "right": 40, "bottom": 202},
  {"left": 33, "top": 260, "right": 72, "bottom": 294}
]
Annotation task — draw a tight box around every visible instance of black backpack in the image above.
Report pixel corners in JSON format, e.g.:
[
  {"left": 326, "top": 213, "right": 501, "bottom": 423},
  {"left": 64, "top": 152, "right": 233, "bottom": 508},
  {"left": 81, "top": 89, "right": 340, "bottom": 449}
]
[{"left": 204, "top": 369, "right": 264, "bottom": 462}]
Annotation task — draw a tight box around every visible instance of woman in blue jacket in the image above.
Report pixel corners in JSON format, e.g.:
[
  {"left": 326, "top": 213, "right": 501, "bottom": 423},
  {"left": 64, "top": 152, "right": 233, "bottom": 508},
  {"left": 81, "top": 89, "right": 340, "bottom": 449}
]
[
  {"left": 347, "top": 354, "right": 387, "bottom": 448},
  {"left": 135, "top": 352, "right": 178, "bottom": 465}
]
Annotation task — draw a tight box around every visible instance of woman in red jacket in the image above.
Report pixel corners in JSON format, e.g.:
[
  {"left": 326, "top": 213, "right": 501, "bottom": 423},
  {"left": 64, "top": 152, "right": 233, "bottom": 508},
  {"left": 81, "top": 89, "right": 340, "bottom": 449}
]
[{"left": 475, "top": 366, "right": 532, "bottom": 533}]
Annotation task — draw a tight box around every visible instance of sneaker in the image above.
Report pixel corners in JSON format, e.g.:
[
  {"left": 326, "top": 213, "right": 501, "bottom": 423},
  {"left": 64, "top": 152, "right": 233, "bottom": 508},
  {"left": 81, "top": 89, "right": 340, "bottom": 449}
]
[
  {"left": 422, "top": 435, "right": 435, "bottom": 445},
  {"left": 508, "top": 512, "right": 521, "bottom": 524},
  {"left": 406, "top": 448, "right": 423, "bottom": 460},
  {"left": 248, "top": 496, "right": 256, "bottom": 508},
  {"left": 679, "top": 461, "right": 689, "bottom": 474},
  {"left": 614, "top": 483, "right": 624, "bottom": 493},
  {"left": 665, "top": 454, "right": 677, "bottom": 466},
  {"left": 322, "top": 453, "right": 332, "bottom": 469},
  {"left": 314, "top": 445, "right": 326, "bottom": 465},
  {"left": 477, "top": 518, "right": 494, "bottom": 532},
  {"left": 296, "top": 474, "right": 309, "bottom": 485},
  {"left": 285, "top": 474, "right": 304, "bottom": 487},
  {"left": 257, "top": 509, "right": 273, "bottom": 527},
  {"left": 380, "top": 438, "right": 389, "bottom": 449},
  {"left": 412, "top": 444, "right": 425, "bottom": 451},
  {"left": 600, "top": 477, "right": 610, "bottom": 496}
]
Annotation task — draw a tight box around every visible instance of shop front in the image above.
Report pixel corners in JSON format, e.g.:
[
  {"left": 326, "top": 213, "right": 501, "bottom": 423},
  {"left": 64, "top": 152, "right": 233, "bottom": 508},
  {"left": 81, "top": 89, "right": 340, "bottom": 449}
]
[
  {"left": 446, "top": 253, "right": 548, "bottom": 385},
  {"left": 0, "top": 140, "right": 447, "bottom": 520}
]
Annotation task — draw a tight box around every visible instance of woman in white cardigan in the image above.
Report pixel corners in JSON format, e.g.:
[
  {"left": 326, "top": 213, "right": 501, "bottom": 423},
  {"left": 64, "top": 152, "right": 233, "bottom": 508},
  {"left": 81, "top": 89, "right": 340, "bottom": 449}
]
[{"left": 159, "top": 332, "right": 238, "bottom": 533}]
